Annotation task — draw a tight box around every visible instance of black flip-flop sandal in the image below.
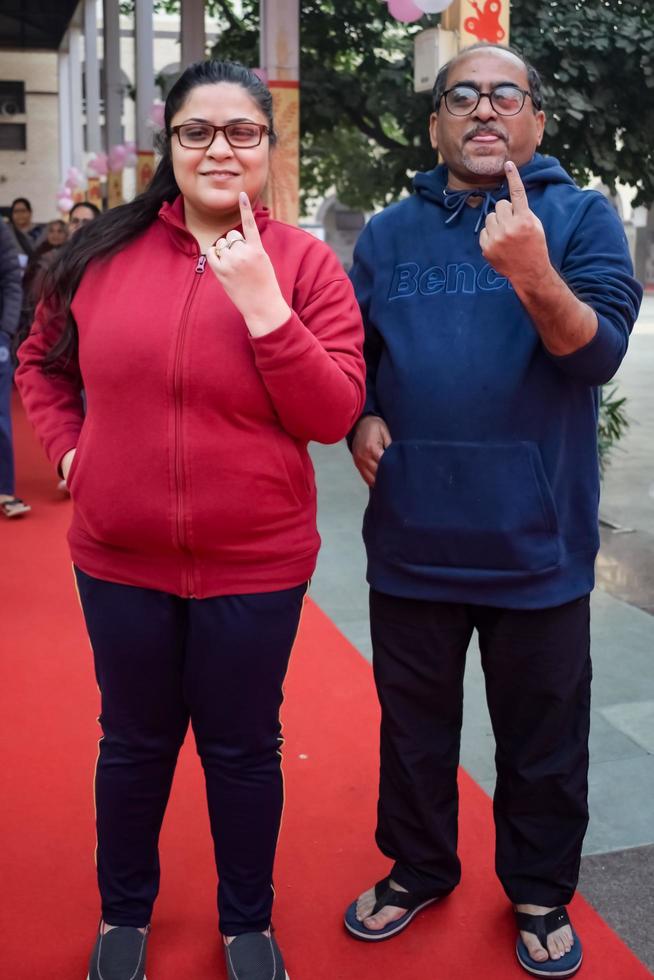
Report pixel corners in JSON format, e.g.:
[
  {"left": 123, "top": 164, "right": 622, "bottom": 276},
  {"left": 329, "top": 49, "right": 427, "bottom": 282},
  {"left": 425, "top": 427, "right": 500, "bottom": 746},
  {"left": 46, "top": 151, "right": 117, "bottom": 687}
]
[
  {"left": 515, "top": 906, "right": 583, "bottom": 977},
  {"left": 344, "top": 876, "right": 441, "bottom": 941}
]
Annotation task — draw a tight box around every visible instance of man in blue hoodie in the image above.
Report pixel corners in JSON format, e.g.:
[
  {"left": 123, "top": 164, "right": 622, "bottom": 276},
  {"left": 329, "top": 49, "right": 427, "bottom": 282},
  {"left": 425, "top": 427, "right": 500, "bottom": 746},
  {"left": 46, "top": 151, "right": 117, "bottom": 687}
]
[{"left": 343, "top": 43, "right": 641, "bottom": 978}]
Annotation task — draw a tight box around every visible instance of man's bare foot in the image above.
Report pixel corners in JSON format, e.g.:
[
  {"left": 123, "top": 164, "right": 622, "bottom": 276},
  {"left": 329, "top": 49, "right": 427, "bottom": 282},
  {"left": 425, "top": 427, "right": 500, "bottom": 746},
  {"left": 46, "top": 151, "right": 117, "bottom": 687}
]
[
  {"left": 355, "top": 879, "right": 408, "bottom": 931},
  {"left": 516, "top": 904, "right": 574, "bottom": 962}
]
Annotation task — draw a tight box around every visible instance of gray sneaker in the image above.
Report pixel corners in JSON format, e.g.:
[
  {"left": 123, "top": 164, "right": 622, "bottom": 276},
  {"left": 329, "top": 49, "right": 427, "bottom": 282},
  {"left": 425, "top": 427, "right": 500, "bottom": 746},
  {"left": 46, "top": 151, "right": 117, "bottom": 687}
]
[
  {"left": 224, "top": 932, "right": 289, "bottom": 980},
  {"left": 87, "top": 924, "right": 150, "bottom": 980}
]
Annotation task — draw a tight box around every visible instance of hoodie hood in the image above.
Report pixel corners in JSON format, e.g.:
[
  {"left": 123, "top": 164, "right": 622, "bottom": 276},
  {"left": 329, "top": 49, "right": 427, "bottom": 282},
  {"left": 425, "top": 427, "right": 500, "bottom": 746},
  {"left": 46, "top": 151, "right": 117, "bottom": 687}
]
[{"left": 413, "top": 154, "right": 576, "bottom": 232}]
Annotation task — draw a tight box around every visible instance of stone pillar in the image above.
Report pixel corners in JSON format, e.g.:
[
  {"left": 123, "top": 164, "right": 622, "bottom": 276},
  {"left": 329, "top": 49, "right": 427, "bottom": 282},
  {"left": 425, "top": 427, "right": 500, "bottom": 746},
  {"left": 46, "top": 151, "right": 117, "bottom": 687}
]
[
  {"left": 134, "top": 0, "right": 156, "bottom": 193},
  {"left": 260, "top": 0, "right": 300, "bottom": 225},
  {"left": 181, "top": 0, "right": 206, "bottom": 69},
  {"left": 103, "top": 0, "right": 123, "bottom": 205},
  {"left": 84, "top": 0, "right": 102, "bottom": 154},
  {"left": 58, "top": 46, "right": 72, "bottom": 183},
  {"left": 69, "top": 26, "right": 84, "bottom": 172}
]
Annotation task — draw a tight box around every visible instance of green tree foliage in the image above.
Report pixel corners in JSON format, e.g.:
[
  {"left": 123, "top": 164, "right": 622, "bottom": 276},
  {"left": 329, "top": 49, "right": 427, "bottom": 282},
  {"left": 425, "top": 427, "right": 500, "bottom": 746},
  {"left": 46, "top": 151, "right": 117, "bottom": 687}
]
[
  {"left": 204, "top": 0, "right": 654, "bottom": 213},
  {"left": 126, "top": 1, "right": 654, "bottom": 211},
  {"left": 512, "top": 0, "right": 654, "bottom": 208},
  {"left": 216, "top": 1, "right": 435, "bottom": 212}
]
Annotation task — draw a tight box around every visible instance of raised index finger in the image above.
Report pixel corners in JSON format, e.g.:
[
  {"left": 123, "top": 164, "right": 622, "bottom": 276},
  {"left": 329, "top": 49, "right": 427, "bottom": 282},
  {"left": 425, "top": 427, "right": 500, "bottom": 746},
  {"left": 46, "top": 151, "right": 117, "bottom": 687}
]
[
  {"left": 505, "top": 161, "right": 529, "bottom": 213},
  {"left": 239, "top": 191, "right": 262, "bottom": 243}
]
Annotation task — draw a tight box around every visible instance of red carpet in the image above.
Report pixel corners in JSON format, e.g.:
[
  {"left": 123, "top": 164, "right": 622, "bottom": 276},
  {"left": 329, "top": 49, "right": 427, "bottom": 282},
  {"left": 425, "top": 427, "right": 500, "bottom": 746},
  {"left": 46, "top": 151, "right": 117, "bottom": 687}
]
[{"left": 2, "top": 390, "right": 651, "bottom": 979}]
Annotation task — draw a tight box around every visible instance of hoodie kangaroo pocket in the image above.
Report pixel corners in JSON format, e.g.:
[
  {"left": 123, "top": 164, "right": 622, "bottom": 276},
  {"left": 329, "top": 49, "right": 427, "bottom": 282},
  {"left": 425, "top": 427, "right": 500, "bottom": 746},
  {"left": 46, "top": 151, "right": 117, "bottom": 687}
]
[{"left": 368, "top": 441, "right": 560, "bottom": 573}]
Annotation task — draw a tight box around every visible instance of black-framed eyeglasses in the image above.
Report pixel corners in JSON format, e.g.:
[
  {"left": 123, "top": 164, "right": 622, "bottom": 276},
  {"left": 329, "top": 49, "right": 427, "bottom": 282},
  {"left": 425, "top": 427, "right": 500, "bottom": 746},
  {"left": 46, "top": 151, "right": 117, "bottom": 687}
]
[
  {"left": 439, "top": 84, "right": 535, "bottom": 117},
  {"left": 170, "top": 122, "right": 270, "bottom": 149}
]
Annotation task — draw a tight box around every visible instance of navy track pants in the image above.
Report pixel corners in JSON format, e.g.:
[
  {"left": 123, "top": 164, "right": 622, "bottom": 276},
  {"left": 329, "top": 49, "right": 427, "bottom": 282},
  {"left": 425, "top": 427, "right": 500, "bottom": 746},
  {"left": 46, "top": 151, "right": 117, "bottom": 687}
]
[{"left": 75, "top": 567, "right": 307, "bottom": 934}]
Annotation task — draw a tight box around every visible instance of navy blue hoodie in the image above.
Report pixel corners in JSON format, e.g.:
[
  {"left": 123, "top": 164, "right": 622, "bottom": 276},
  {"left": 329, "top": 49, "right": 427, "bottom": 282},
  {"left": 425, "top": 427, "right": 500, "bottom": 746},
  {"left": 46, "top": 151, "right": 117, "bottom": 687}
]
[{"left": 350, "top": 154, "right": 642, "bottom": 609}]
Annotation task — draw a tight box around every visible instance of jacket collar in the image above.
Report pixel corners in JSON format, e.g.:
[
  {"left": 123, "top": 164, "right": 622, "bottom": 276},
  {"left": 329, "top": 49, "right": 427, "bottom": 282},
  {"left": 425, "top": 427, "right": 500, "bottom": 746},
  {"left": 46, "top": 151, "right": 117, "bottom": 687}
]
[{"left": 157, "top": 194, "right": 271, "bottom": 255}]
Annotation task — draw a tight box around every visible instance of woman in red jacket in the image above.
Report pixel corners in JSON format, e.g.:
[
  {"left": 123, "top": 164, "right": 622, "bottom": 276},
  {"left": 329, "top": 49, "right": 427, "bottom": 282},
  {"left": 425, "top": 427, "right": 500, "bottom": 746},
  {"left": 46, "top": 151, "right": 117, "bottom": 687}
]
[{"left": 16, "top": 60, "right": 365, "bottom": 980}]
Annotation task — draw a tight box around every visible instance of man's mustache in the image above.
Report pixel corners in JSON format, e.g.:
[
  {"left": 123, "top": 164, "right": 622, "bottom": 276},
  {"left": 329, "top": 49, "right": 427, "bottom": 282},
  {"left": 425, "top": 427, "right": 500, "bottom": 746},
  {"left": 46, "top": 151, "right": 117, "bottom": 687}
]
[{"left": 464, "top": 125, "right": 508, "bottom": 142}]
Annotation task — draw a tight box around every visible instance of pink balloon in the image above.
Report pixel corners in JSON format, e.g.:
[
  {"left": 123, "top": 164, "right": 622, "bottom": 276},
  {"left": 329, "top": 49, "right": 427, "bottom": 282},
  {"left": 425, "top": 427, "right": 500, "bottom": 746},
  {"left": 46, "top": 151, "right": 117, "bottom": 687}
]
[
  {"left": 88, "top": 153, "right": 109, "bottom": 177},
  {"left": 149, "top": 100, "right": 165, "bottom": 129},
  {"left": 65, "top": 166, "right": 85, "bottom": 190},
  {"left": 387, "top": 0, "right": 424, "bottom": 22},
  {"left": 109, "top": 144, "right": 127, "bottom": 172},
  {"left": 57, "top": 196, "right": 74, "bottom": 212},
  {"left": 123, "top": 141, "right": 138, "bottom": 166}
]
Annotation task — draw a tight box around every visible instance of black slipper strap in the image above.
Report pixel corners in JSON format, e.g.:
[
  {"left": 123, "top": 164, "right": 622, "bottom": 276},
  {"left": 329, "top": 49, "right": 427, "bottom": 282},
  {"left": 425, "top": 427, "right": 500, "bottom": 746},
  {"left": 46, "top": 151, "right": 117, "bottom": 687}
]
[
  {"left": 371, "top": 877, "right": 426, "bottom": 916},
  {"left": 515, "top": 907, "right": 571, "bottom": 949}
]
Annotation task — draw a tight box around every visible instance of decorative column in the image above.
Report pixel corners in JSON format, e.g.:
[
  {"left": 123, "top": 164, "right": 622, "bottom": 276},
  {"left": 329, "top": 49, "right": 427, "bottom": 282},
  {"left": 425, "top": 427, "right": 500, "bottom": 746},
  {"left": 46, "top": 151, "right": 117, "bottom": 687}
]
[
  {"left": 259, "top": 0, "right": 300, "bottom": 225},
  {"left": 103, "top": 0, "right": 123, "bottom": 206},
  {"left": 181, "top": 0, "right": 206, "bottom": 68},
  {"left": 57, "top": 45, "right": 72, "bottom": 183},
  {"left": 68, "top": 27, "right": 85, "bottom": 175},
  {"left": 134, "top": 0, "right": 156, "bottom": 193},
  {"left": 85, "top": 0, "right": 103, "bottom": 208}
]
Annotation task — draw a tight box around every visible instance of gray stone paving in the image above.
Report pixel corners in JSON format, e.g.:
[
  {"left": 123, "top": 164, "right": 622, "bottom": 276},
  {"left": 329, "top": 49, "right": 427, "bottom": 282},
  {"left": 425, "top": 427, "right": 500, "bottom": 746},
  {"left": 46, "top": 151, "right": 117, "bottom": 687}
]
[
  {"left": 579, "top": 846, "right": 654, "bottom": 971},
  {"left": 600, "top": 295, "right": 654, "bottom": 535}
]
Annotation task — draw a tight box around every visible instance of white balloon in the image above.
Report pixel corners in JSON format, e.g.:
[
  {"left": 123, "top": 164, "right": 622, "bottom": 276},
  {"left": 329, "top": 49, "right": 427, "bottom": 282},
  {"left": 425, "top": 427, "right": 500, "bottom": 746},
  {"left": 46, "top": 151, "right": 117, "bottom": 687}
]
[{"left": 414, "top": 0, "right": 454, "bottom": 12}]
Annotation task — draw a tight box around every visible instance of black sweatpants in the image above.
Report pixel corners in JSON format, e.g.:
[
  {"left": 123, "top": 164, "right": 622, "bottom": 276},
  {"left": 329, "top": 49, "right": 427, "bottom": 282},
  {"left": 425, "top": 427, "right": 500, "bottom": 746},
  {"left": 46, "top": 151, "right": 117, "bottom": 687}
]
[
  {"left": 370, "top": 589, "right": 591, "bottom": 907},
  {"left": 75, "top": 567, "right": 307, "bottom": 935}
]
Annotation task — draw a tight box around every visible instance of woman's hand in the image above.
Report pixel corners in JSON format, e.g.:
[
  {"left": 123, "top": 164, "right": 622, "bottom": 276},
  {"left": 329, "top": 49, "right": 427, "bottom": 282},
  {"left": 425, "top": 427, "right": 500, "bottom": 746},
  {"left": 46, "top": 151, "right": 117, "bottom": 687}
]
[
  {"left": 60, "top": 448, "right": 76, "bottom": 483},
  {"left": 205, "top": 192, "right": 291, "bottom": 337}
]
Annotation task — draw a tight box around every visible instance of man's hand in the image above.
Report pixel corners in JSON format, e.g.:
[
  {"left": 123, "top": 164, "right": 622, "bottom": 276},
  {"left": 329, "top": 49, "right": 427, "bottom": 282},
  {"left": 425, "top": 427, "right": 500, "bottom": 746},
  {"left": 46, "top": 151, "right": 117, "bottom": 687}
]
[
  {"left": 352, "top": 415, "right": 392, "bottom": 487},
  {"left": 481, "top": 161, "right": 598, "bottom": 356},
  {"left": 479, "top": 161, "right": 550, "bottom": 287}
]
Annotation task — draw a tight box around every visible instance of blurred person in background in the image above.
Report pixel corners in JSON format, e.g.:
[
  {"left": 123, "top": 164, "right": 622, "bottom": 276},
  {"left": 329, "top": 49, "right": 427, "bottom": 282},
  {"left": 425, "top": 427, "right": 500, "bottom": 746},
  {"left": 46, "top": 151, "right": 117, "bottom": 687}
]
[
  {"left": 21, "top": 220, "right": 69, "bottom": 332},
  {"left": 0, "top": 219, "right": 29, "bottom": 517},
  {"left": 6, "top": 197, "right": 44, "bottom": 271},
  {"left": 69, "top": 201, "right": 101, "bottom": 235}
]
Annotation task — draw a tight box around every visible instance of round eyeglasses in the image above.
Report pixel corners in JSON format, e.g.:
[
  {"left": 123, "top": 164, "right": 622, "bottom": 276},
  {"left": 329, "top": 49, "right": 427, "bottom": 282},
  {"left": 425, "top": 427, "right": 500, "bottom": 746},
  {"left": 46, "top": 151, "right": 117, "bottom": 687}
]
[
  {"left": 170, "top": 122, "right": 270, "bottom": 149},
  {"left": 439, "top": 84, "right": 535, "bottom": 117}
]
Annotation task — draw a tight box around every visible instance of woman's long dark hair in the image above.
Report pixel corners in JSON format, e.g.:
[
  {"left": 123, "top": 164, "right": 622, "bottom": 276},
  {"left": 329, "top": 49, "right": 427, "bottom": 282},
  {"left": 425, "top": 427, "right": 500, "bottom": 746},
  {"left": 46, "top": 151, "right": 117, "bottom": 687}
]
[{"left": 41, "top": 60, "right": 276, "bottom": 372}]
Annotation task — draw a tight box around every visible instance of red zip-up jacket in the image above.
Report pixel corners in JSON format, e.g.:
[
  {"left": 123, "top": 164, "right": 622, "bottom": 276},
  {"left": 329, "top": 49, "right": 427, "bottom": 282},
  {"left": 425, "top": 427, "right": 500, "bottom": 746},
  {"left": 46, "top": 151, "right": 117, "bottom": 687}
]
[{"left": 16, "top": 197, "right": 365, "bottom": 598}]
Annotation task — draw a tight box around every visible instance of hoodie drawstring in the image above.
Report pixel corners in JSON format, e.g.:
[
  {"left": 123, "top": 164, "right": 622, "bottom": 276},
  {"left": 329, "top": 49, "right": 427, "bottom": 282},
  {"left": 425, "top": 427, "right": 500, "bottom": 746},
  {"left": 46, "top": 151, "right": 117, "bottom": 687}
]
[{"left": 443, "top": 188, "right": 501, "bottom": 234}]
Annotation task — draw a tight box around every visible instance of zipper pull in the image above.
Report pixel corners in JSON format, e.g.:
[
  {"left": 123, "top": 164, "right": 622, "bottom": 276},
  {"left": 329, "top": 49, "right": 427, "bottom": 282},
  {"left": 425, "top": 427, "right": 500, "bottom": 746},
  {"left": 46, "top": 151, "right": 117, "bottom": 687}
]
[{"left": 195, "top": 254, "right": 207, "bottom": 274}]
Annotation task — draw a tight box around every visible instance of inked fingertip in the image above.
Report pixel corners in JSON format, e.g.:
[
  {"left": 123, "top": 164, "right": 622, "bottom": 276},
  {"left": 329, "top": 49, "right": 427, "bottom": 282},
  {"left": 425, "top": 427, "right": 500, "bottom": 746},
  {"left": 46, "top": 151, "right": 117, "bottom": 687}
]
[
  {"left": 505, "top": 161, "right": 515, "bottom": 173},
  {"left": 239, "top": 191, "right": 250, "bottom": 206}
]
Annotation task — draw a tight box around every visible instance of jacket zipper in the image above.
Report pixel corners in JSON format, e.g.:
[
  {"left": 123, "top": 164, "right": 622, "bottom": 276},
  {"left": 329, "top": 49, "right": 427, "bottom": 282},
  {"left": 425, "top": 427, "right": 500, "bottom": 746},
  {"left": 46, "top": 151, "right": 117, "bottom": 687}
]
[{"left": 172, "top": 253, "right": 206, "bottom": 596}]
